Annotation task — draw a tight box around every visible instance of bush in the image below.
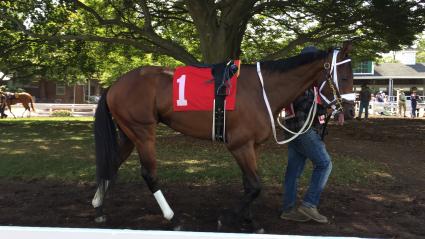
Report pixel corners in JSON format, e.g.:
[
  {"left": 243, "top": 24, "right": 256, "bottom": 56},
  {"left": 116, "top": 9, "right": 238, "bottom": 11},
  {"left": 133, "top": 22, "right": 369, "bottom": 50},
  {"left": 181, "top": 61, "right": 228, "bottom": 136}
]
[
  {"left": 50, "top": 110, "right": 73, "bottom": 117},
  {"left": 87, "top": 95, "right": 100, "bottom": 103}
]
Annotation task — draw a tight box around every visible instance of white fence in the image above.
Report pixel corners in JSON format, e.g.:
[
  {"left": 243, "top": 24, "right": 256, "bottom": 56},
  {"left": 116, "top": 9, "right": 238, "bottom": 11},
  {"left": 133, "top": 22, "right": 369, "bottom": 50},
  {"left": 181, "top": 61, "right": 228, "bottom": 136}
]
[
  {"left": 36, "top": 103, "right": 97, "bottom": 116},
  {"left": 5, "top": 103, "right": 97, "bottom": 117},
  {"left": 355, "top": 99, "right": 425, "bottom": 117}
]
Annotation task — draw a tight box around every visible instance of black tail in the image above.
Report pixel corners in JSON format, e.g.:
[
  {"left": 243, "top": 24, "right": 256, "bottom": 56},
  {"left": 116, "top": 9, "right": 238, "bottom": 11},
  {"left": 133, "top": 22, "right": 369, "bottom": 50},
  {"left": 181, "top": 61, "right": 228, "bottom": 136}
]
[{"left": 94, "top": 90, "right": 119, "bottom": 183}]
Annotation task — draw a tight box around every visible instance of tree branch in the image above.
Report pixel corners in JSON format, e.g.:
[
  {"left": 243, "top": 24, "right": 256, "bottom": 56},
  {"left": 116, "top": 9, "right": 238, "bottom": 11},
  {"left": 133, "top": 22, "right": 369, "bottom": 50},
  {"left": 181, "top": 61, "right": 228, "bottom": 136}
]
[
  {"left": 73, "top": 0, "right": 147, "bottom": 35},
  {"left": 75, "top": 0, "right": 198, "bottom": 63},
  {"left": 2, "top": 6, "right": 200, "bottom": 64},
  {"left": 139, "top": 0, "right": 153, "bottom": 31},
  {"left": 252, "top": 0, "right": 297, "bottom": 15}
]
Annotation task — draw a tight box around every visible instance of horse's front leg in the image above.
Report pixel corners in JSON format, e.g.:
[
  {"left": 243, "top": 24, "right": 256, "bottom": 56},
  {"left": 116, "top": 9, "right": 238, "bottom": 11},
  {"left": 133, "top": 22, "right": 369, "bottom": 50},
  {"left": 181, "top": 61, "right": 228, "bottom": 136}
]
[
  {"left": 7, "top": 104, "right": 16, "bottom": 118},
  {"left": 221, "top": 141, "right": 264, "bottom": 233}
]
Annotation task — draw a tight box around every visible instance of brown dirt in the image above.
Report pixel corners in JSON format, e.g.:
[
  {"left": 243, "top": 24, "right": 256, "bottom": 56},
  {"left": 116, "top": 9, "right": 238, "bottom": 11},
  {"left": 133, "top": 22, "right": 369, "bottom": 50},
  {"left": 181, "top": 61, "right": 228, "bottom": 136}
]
[{"left": 1, "top": 118, "right": 424, "bottom": 238}]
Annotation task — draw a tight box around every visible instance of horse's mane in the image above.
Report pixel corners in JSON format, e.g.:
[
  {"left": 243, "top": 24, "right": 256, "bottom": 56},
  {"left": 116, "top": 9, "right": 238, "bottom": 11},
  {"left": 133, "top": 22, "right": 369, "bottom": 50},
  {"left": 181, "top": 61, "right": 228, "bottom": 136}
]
[{"left": 260, "top": 49, "right": 329, "bottom": 73}]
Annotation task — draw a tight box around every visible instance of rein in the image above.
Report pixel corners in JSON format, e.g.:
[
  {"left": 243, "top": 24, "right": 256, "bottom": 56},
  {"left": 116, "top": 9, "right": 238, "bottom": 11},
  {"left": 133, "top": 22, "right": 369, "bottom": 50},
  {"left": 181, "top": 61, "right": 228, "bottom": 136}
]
[
  {"left": 256, "top": 62, "right": 315, "bottom": 145},
  {"left": 257, "top": 49, "right": 354, "bottom": 144}
]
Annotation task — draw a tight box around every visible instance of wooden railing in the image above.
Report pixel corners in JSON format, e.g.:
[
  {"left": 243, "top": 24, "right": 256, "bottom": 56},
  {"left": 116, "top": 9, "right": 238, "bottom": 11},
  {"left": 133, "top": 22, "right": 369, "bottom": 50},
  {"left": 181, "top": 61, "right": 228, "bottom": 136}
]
[
  {"left": 355, "top": 101, "right": 425, "bottom": 117},
  {"left": 36, "top": 103, "right": 97, "bottom": 116},
  {"left": 9, "top": 103, "right": 97, "bottom": 117}
]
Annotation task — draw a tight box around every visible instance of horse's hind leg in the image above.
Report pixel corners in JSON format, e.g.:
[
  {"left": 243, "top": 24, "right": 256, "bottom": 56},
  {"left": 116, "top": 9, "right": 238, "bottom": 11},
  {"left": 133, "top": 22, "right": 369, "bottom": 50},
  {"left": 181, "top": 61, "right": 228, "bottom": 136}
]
[
  {"left": 92, "top": 129, "right": 134, "bottom": 223},
  {"left": 21, "top": 106, "right": 29, "bottom": 118},
  {"left": 222, "top": 141, "right": 264, "bottom": 233},
  {"left": 92, "top": 180, "right": 110, "bottom": 223},
  {"left": 23, "top": 103, "right": 31, "bottom": 117}
]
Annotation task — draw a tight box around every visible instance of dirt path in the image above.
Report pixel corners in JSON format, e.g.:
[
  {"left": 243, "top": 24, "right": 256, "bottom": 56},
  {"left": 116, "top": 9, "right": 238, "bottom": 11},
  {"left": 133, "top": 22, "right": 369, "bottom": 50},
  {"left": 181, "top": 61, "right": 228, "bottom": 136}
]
[{"left": 0, "top": 118, "right": 424, "bottom": 238}]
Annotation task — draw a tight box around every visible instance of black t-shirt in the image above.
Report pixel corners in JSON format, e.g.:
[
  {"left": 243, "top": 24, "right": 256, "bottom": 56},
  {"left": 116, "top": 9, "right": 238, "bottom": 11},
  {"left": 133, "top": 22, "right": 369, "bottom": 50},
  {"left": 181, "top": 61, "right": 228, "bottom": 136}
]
[{"left": 359, "top": 88, "right": 371, "bottom": 102}]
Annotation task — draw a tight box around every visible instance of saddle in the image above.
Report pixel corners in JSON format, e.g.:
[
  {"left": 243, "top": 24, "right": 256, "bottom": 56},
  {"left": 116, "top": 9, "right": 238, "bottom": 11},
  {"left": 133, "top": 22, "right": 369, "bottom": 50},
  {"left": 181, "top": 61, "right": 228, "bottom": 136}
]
[{"left": 3, "top": 92, "right": 18, "bottom": 100}]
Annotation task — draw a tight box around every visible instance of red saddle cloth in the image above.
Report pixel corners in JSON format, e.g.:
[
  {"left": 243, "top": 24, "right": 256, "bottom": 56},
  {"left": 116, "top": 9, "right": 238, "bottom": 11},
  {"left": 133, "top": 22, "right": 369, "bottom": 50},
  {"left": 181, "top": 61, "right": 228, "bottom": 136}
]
[{"left": 173, "top": 62, "right": 239, "bottom": 111}]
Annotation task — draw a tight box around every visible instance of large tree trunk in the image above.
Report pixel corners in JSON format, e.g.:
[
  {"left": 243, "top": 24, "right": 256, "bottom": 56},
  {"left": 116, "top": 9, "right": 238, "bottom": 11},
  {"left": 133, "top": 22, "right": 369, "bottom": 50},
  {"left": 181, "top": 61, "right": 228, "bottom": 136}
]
[{"left": 186, "top": 0, "right": 255, "bottom": 64}]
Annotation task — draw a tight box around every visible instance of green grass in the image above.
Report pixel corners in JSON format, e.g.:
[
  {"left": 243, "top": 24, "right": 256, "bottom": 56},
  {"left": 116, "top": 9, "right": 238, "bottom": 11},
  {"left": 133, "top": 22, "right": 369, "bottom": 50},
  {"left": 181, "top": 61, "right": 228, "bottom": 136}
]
[
  {"left": 0, "top": 117, "right": 96, "bottom": 181},
  {"left": 0, "top": 117, "right": 389, "bottom": 186}
]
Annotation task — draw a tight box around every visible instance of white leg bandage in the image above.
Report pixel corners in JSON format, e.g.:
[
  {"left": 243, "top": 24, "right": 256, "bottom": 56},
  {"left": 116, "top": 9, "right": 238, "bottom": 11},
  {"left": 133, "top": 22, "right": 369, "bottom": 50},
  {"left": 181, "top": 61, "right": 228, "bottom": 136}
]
[
  {"left": 153, "top": 190, "right": 174, "bottom": 220},
  {"left": 92, "top": 180, "right": 110, "bottom": 208}
]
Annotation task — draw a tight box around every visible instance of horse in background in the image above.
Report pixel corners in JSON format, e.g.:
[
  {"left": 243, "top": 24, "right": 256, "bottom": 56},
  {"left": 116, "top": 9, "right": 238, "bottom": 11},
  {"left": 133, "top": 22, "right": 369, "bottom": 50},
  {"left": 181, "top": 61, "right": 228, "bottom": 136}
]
[{"left": 0, "top": 92, "right": 36, "bottom": 118}]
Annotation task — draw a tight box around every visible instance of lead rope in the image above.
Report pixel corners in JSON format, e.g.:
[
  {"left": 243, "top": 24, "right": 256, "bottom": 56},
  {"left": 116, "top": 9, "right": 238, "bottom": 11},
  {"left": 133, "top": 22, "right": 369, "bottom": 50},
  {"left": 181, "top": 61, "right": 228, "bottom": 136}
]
[
  {"left": 257, "top": 49, "right": 353, "bottom": 144},
  {"left": 278, "top": 50, "right": 343, "bottom": 138},
  {"left": 320, "top": 114, "right": 332, "bottom": 140},
  {"left": 256, "top": 62, "right": 318, "bottom": 145},
  {"left": 276, "top": 87, "right": 318, "bottom": 135}
]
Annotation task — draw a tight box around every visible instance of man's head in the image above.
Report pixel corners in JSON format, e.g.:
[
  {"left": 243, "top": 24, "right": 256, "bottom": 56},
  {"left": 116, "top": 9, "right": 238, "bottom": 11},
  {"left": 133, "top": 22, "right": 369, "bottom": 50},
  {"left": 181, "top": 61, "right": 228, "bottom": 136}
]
[{"left": 300, "top": 46, "right": 318, "bottom": 54}]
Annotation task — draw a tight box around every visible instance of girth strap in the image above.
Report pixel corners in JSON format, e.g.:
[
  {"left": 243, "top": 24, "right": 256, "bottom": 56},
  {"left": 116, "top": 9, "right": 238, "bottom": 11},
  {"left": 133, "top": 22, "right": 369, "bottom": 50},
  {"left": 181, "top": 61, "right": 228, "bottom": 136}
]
[{"left": 212, "top": 60, "right": 239, "bottom": 142}]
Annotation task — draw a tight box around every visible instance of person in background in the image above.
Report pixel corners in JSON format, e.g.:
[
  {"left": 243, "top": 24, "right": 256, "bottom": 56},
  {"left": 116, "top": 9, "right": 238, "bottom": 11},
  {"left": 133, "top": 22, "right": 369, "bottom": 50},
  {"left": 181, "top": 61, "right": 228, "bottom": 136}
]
[
  {"left": 410, "top": 90, "right": 419, "bottom": 118},
  {"left": 398, "top": 90, "right": 406, "bottom": 117},
  {"left": 376, "top": 91, "right": 384, "bottom": 102},
  {"left": 381, "top": 92, "right": 388, "bottom": 103},
  {"left": 357, "top": 83, "right": 371, "bottom": 120},
  {"left": 0, "top": 92, "right": 7, "bottom": 118}
]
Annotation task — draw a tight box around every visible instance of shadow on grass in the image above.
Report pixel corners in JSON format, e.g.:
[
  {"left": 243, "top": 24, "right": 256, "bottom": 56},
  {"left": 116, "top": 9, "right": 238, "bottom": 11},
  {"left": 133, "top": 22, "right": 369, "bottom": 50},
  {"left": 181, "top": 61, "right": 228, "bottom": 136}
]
[{"left": 0, "top": 118, "right": 391, "bottom": 187}]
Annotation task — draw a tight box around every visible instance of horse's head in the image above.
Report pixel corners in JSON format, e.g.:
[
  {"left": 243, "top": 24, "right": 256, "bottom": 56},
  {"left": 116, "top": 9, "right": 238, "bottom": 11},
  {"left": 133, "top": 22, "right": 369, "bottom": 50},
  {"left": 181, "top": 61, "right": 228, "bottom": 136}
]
[{"left": 318, "top": 41, "right": 355, "bottom": 120}]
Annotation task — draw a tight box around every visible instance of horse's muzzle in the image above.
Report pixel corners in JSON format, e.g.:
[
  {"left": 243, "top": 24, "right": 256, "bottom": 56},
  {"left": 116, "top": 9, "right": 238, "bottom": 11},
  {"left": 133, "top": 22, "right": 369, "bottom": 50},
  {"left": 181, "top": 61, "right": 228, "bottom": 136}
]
[{"left": 342, "top": 101, "right": 355, "bottom": 120}]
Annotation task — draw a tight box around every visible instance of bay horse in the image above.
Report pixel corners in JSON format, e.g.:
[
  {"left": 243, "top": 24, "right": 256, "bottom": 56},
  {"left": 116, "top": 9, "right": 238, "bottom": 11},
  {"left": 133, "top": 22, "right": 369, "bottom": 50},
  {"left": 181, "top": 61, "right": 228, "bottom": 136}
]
[
  {"left": 0, "top": 92, "right": 35, "bottom": 118},
  {"left": 93, "top": 41, "right": 355, "bottom": 232}
]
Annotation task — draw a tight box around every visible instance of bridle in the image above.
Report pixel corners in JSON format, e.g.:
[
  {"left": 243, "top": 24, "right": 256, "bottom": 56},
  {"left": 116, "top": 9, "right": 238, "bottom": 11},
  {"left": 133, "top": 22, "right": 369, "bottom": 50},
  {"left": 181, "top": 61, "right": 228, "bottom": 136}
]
[{"left": 319, "top": 49, "right": 355, "bottom": 115}]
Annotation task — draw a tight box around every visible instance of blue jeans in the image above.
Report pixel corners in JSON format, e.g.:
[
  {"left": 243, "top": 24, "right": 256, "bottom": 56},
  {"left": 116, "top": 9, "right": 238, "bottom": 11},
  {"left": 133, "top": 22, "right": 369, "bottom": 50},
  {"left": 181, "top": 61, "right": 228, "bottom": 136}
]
[
  {"left": 358, "top": 101, "right": 369, "bottom": 119},
  {"left": 412, "top": 103, "right": 417, "bottom": 118},
  {"left": 282, "top": 128, "right": 332, "bottom": 212}
]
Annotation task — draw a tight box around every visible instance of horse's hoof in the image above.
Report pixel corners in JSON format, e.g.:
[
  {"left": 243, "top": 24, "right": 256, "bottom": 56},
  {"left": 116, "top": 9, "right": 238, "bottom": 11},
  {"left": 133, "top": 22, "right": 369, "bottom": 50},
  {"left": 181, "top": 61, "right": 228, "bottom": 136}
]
[
  {"left": 94, "top": 215, "right": 107, "bottom": 223},
  {"left": 217, "top": 213, "right": 237, "bottom": 232},
  {"left": 255, "top": 228, "right": 265, "bottom": 234},
  {"left": 217, "top": 219, "right": 223, "bottom": 231},
  {"left": 170, "top": 217, "right": 183, "bottom": 231},
  {"left": 173, "top": 225, "right": 183, "bottom": 231}
]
